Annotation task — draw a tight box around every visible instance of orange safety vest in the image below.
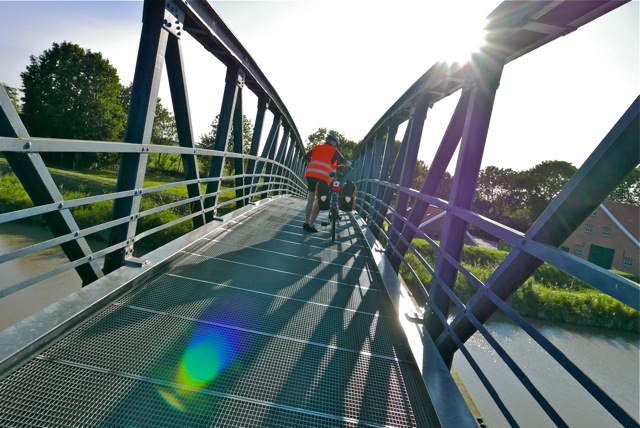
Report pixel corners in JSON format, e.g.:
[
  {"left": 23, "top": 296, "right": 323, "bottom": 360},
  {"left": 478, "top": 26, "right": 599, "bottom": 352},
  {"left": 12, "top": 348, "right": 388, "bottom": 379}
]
[{"left": 304, "top": 144, "right": 338, "bottom": 183}]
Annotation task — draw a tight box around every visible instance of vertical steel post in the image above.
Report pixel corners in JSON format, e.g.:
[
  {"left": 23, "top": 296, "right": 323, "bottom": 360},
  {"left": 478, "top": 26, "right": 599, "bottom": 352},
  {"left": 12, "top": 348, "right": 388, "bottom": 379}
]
[
  {"left": 244, "top": 97, "right": 268, "bottom": 204},
  {"left": 165, "top": 34, "right": 205, "bottom": 228},
  {"left": 359, "top": 139, "right": 375, "bottom": 217},
  {"left": 250, "top": 114, "right": 281, "bottom": 199},
  {"left": 269, "top": 128, "right": 290, "bottom": 193},
  {"left": 386, "top": 95, "right": 430, "bottom": 263},
  {"left": 203, "top": 64, "right": 244, "bottom": 222},
  {"left": 438, "top": 95, "right": 640, "bottom": 360},
  {"left": 425, "top": 50, "right": 505, "bottom": 367},
  {"left": 373, "top": 125, "right": 406, "bottom": 239},
  {"left": 370, "top": 124, "right": 398, "bottom": 238},
  {"left": 232, "top": 89, "right": 245, "bottom": 208},
  {"left": 368, "top": 133, "right": 384, "bottom": 223},
  {"left": 105, "top": 0, "right": 169, "bottom": 273},
  {"left": 389, "top": 89, "right": 471, "bottom": 271}
]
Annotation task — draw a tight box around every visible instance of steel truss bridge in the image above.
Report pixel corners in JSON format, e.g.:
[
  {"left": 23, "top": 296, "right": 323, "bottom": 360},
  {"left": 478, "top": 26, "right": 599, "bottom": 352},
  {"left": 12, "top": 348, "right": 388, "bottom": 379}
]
[{"left": 0, "top": 0, "right": 638, "bottom": 426}]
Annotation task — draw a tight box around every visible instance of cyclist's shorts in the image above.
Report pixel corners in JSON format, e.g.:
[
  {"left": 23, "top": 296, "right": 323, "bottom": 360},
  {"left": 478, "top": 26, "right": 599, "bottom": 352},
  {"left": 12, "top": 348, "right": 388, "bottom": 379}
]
[
  {"left": 316, "top": 180, "right": 331, "bottom": 211},
  {"left": 340, "top": 181, "right": 357, "bottom": 211},
  {"left": 307, "top": 177, "right": 322, "bottom": 192}
]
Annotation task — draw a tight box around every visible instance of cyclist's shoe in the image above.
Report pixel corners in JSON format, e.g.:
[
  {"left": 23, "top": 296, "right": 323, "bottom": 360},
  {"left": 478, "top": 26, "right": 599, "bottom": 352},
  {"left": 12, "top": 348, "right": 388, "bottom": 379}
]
[{"left": 307, "top": 225, "right": 318, "bottom": 233}]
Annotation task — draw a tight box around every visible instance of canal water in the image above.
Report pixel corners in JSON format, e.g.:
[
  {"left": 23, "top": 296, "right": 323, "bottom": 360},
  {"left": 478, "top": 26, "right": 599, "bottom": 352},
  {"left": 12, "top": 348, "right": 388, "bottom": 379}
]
[
  {"left": 1, "top": 225, "right": 638, "bottom": 426},
  {"left": 452, "top": 314, "right": 639, "bottom": 427}
]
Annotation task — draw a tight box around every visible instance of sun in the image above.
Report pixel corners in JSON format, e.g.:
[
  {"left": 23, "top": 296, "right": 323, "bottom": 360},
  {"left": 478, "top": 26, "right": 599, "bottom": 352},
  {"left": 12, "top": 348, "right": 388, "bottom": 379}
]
[{"left": 418, "top": 1, "right": 500, "bottom": 64}]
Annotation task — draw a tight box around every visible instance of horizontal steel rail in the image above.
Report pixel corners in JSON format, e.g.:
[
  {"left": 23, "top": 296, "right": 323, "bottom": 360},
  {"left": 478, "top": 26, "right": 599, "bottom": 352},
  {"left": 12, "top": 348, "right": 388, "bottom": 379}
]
[
  {"left": 0, "top": 0, "right": 307, "bottom": 297},
  {"left": 346, "top": 1, "right": 638, "bottom": 426}
]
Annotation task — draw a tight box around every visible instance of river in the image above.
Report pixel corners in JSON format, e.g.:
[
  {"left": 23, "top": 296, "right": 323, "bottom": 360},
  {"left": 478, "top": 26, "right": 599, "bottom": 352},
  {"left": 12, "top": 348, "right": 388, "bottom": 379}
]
[{"left": 0, "top": 225, "right": 638, "bottom": 426}]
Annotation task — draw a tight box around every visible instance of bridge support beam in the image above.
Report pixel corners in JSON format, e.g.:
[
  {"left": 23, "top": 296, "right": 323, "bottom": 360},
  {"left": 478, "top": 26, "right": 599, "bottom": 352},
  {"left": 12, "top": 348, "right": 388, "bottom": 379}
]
[
  {"left": 0, "top": 88, "right": 103, "bottom": 284},
  {"left": 204, "top": 64, "right": 244, "bottom": 222},
  {"left": 388, "top": 88, "right": 472, "bottom": 272},
  {"left": 105, "top": 0, "right": 169, "bottom": 273},
  {"left": 424, "top": 50, "right": 506, "bottom": 366},
  {"left": 165, "top": 35, "right": 206, "bottom": 229}
]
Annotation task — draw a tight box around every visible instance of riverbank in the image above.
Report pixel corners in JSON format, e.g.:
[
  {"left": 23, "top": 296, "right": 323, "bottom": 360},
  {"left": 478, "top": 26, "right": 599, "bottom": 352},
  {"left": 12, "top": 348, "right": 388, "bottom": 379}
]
[
  {"left": 1, "top": 159, "right": 638, "bottom": 332},
  {"left": 400, "top": 240, "right": 639, "bottom": 333}
]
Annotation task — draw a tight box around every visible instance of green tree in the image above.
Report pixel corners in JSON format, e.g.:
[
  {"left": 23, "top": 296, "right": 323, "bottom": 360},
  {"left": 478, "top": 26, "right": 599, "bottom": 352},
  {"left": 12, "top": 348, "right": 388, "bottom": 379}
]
[
  {"left": 199, "top": 114, "right": 253, "bottom": 174},
  {"left": 608, "top": 166, "right": 640, "bottom": 205},
  {"left": 305, "top": 128, "right": 357, "bottom": 160},
  {"left": 519, "top": 160, "right": 577, "bottom": 222},
  {"left": 119, "top": 83, "right": 178, "bottom": 172},
  {"left": 1, "top": 82, "right": 21, "bottom": 114},
  {"left": 20, "top": 41, "right": 126, "bottom": 169}
]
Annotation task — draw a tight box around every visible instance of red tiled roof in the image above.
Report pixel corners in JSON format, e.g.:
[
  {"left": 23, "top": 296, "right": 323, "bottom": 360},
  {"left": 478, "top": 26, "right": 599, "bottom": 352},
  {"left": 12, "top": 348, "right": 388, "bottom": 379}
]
[{"left": 603, "top": 200, "right": 640, "bottom": 241}]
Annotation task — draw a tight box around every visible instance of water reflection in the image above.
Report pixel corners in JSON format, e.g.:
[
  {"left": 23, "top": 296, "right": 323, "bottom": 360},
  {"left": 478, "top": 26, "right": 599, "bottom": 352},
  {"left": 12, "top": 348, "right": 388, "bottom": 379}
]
[{"left": 453, "top": 314, "right": 639, "bottom": 427}]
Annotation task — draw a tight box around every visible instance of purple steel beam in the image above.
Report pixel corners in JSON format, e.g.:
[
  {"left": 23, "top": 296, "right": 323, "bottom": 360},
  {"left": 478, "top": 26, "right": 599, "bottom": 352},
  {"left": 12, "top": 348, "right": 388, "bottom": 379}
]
[
  {"left": 386, "top": 94, "right": 430, "bottom": 262},
  {"left": 389, "top": 89, "right": 472, "bottom": 271},
  {"left": 437, "top": 96, "right": 640, "bottom": 366},
  {"left": 424, "top": 50, "right": 506, "bottom": 359}
]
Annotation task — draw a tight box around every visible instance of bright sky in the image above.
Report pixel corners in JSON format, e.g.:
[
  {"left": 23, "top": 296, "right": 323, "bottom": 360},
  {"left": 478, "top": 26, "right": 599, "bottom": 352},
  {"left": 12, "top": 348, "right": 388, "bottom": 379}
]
[{"left": 1, "top": 1, "right": 638, "bottom": 174}]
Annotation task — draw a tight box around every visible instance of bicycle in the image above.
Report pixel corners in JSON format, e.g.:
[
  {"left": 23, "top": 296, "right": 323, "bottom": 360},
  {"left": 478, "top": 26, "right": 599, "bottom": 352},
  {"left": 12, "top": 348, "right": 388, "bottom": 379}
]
[{"left": 320, "top": 169, "right": 348, "bottom": 242}]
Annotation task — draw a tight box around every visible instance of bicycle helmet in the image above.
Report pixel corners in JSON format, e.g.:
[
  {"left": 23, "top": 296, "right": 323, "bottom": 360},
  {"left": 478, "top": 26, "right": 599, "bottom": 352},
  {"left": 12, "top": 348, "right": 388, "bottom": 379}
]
[{"left": 326, "top": 133, "right": 340, "bottom": 147}]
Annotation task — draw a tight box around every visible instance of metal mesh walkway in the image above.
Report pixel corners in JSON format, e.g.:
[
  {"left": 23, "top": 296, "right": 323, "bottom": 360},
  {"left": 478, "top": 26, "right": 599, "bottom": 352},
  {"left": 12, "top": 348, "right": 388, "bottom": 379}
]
[{"left": 0, "top": 197, "right": 437, "bottom": 427}]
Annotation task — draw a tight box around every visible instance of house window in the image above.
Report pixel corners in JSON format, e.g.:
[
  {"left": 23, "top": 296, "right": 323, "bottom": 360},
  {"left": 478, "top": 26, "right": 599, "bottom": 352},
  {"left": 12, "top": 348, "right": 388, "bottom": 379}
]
[
  {"left": 560, "top": 246, "right": 569, "bottom": 252},
  {"left": 574, "top": 245, "right": 583, "bottom": 254},
  {"left": 624, "top": 258, "right": 633, "bottom": 267},
  {"left": 584, "top": 225, "right": 593, "bottom": 233},
  {"left": 591, "top": 211, "right": 597, "bottom": 216},
  {"left": 601, "top": 227, "right": 610, "bottom": 237}
]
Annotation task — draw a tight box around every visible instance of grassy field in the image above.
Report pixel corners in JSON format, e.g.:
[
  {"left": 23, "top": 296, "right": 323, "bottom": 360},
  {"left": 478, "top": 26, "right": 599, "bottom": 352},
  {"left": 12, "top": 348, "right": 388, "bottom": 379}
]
[
  {"left": 399, "top": 239, "right": 639, "bottom": 332},
  {"left": 2, "top": 157, "right": 637, "bottom": 331},
  {"left": 0, "top": 157, "right": 239, "bottom": 250}
]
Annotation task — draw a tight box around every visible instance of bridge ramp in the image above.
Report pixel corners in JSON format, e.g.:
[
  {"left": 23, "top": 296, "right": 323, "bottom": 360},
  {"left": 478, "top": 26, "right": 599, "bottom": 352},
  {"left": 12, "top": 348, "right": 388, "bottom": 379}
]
[{"left": 0, "top": 197, "right": 437, "bottom": 427}]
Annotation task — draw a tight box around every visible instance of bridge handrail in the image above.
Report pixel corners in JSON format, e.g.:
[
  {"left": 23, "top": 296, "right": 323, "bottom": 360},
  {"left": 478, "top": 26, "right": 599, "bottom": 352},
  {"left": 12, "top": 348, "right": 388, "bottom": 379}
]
[{"left": 346, "top": 1, "right": 638, "bottom": 426}]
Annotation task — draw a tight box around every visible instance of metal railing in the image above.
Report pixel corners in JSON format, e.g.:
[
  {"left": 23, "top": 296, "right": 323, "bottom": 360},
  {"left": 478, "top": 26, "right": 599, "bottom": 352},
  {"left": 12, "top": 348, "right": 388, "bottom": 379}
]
[
  {"left": 345, "top": 1, "right": 639, "bottom": 427},
  {"left": 0, "top": 0, "right": 308, "bottom": 298},
  {"left": 1, "top": 0, "right": 638, "bottom": 426}
]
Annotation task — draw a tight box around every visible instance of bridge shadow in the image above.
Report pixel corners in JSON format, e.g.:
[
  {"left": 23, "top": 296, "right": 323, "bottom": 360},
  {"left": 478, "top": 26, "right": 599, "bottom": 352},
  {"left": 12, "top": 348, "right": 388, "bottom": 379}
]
[{"left": 36, "top": 202, "right": 433, "bottom": 426}]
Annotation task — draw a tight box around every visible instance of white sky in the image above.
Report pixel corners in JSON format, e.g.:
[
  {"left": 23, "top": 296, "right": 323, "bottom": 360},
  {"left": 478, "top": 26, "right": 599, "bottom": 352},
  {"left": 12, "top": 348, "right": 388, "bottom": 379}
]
[{"left": 1, "top": 1, "right": 638, "bottom": 174}]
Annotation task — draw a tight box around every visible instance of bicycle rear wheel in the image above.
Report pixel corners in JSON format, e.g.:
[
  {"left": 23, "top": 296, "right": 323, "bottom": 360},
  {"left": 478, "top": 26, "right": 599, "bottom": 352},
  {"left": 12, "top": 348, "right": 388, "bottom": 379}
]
[{"left": 331, "top": 208, "right": 336, "bottom": 242}]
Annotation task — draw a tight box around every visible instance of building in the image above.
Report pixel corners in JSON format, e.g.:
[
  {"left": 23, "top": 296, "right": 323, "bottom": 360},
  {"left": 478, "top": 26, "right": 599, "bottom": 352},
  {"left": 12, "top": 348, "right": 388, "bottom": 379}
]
[{"left": 560, "top": 200, "right": 639, "bottom": 275}]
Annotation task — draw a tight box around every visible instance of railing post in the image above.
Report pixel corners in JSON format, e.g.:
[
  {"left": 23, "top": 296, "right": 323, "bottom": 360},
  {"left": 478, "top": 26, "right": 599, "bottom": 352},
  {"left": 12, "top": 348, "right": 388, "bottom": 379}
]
[
  {"left": 389, "top": 88, "right": 472, "bottom": 271},
  {"left": 105, "top": 0, "right": 169, "bottom": 273},
  {"left": 386, "top": 94, "right": 430, "bottom": 264},
  {"left": 370, "top": 124, "right": 398, "bottom": 238},
  {"left": 269, "top": 127, "right": 290, "bottom": 194},
  {"left": 203, "top": 64, "right": 244, "bottom": 222},
  {"left": 359, "top": 139, "right": 375, "bottom": 219},
  {"left": 232, "top": 89, "right": 245, "bottom": 208},
  {"left": 425, "top": 50, "right": 506, "bottom": 367},
  {"left": 244, "top": 97, "right": 268, "bottom": 204},
  {"left": 368, "top": 133, "right": 384, "bottom": 223},
  {"left": 165, "top": 34, "right": 206, "bottom": 228},
  {"left": 250, "top": 113, "right": 281, "bottom": 199}
]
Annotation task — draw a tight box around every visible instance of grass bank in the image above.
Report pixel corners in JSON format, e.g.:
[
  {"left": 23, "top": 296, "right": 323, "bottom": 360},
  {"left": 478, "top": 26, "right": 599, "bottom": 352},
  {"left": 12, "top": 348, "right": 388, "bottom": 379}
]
[
  {"left": 400, "top": 239, "right": 639, "bottom": 333},
  {"left": 0, "top": 158, "right": 240, "bottom": 251}
]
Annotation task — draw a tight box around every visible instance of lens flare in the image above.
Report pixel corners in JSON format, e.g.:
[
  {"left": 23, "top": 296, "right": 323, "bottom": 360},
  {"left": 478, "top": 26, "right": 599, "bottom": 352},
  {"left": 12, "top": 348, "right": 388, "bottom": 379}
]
[{"left": 158, "top": 295, "right": 257, "bottom": 412}]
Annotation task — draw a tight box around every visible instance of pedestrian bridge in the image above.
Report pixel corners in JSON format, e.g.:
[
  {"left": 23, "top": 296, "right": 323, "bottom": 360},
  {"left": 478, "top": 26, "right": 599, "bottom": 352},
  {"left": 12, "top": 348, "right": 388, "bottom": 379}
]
[{"left": 0, "top": 1, "right": 638, "bottom": 427}]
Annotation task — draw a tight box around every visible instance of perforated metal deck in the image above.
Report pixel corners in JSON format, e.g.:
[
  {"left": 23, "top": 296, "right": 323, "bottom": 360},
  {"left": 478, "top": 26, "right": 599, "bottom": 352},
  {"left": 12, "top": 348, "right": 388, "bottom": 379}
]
[{"left": 0, "top": 198, "right": 437, "bottom": 427}]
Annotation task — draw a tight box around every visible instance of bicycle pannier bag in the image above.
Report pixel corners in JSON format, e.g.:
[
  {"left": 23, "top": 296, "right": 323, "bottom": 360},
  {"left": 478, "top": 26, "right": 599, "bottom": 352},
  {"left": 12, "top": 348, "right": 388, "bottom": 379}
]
[
  {"left": 340, "top": 180, "right": 357, "bottom": 211},
  {"left": 316, "top": 180, "right": 331, "bottom": 211}
]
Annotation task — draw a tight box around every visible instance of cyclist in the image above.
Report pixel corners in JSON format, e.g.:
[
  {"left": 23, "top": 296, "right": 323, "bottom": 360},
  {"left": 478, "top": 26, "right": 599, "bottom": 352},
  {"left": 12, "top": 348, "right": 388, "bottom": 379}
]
[{"left": 302, "top": 133, "right": 352, "bottom": 232}]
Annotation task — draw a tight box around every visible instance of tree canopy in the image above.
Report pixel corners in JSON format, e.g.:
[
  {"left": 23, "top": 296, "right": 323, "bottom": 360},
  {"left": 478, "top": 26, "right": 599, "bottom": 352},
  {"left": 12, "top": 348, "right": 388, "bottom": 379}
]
[{"left": 20, "top": 42, "right": 126, "bottom": 168}]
